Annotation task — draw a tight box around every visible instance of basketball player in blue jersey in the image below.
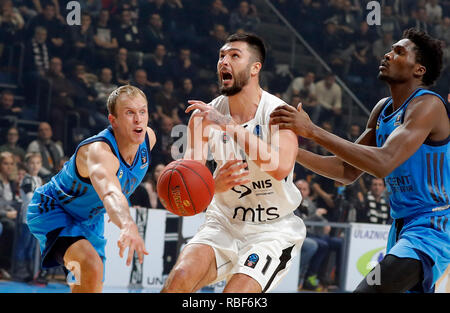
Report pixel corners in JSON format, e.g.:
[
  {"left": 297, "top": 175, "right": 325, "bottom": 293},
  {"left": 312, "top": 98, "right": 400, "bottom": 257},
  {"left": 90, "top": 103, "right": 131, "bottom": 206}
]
[
  {"left": 27, "top": 85, "right": 156, "bottom": 292},
  {"left": 270, "top": 28, "right": 449, "bottom": 293}
]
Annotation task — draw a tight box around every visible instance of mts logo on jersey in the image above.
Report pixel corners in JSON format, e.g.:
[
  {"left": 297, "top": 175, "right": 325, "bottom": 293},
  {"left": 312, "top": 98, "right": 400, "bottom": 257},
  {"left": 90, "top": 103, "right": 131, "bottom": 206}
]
[{"left": 233, "top": 204, "right": 280, "bottom": 222}]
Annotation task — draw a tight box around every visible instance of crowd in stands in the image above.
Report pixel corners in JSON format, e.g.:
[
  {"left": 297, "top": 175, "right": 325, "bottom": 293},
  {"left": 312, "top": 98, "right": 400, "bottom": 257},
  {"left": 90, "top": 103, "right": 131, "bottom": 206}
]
[{"left": 0, "top": 0, "right": 448, "bottom": 291}]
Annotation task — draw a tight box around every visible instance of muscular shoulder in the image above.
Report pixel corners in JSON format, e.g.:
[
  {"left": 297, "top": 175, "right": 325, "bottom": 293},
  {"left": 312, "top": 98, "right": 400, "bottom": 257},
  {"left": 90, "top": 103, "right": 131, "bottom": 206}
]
[
  {"left": 76, "top": 141, "right": 119, "bottom": 177},
  {"left": 146, "top": 127, "right": 156, "bottom": 150}
]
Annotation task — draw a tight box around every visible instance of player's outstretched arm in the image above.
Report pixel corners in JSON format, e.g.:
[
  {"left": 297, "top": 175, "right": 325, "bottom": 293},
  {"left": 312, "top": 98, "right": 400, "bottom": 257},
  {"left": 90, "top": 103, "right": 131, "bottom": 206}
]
[
  {"left": 270, "top": 95, "right": 445, "bottom": 178},
  {"left": 86, "top": 142, "right": 149, "bottom": 266}
]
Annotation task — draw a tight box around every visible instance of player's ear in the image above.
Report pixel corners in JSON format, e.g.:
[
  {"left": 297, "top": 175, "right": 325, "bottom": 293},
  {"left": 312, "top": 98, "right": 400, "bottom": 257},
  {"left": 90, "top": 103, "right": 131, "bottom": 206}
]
[
  {"left": 251, "top": 61, "right": 262, "bottom": 76},
  {"left": 108, "top": 113, "right": 117, "bottom": 127},
  {"left": 414, "top": 64, "right": 426, "bottom": 80}
]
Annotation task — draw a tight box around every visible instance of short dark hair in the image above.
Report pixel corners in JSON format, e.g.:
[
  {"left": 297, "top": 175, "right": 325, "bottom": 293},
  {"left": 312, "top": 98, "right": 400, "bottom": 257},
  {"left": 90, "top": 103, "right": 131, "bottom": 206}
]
[
  {"left": 225, "top": 32, "right": 266, "bottom": 66},
  {"left": 402, "top": 28, "right": 443, "bottom": 86}
]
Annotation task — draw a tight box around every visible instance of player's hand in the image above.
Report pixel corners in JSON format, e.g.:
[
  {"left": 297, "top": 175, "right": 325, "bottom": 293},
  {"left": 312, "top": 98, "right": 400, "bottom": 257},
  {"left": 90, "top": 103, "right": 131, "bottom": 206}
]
[
  {"left": 214, "top": 158, "right": 250, "bottom": 193},
  {"left": 185, "top": 100, "right": 235, "bottom": 131},
  {"left": 269, "top": 103, "right": 314, "bottom": 138},
  {"left": 117, "top": 222, "right": 149, "bottom": 266}
]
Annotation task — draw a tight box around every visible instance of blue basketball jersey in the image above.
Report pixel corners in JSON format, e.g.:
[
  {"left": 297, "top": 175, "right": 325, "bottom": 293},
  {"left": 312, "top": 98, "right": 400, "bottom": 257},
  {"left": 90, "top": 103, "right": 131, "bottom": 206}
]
[
  {"left": 376, "top": 88, "right": 450, "bottom": 219},
  {"left": 40, "top": 126, "right": 151, "bottom": 222}
]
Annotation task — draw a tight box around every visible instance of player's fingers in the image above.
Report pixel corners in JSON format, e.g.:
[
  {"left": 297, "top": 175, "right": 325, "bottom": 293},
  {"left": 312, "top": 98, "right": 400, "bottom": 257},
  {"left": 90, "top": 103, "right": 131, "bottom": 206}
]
[
  {"left": 270, "top": 116, "right": 292, "bottom": 125},
  {"left": 231, "top": 171, "right": 250, "bottom": 180},
  {"left": 126, "top": 244, "right": 135, "bottom": 266},
  {"left": 276, "top": 123, "right": 292, "bottom": 130},
  {"left": 185, "top": 103, "right": 207, "bottom": 113},
  {"left": 221, "top": 159, "right": 241, "bottom": 170},
  {"left": 297, "top": 102, "right": 303, "bottom": 111},
  {"left": 187, "top": 100, "right": 207, "bottom": 105},
  {"left": 271, "top": 105, "right": 294, "bottom": 116}
]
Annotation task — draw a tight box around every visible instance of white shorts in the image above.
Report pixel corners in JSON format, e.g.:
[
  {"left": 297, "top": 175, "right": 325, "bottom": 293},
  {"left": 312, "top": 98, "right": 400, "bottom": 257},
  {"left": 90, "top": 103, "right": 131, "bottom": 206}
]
[{"left": 186, "top": 210, "right": 306, "bottom": 292}]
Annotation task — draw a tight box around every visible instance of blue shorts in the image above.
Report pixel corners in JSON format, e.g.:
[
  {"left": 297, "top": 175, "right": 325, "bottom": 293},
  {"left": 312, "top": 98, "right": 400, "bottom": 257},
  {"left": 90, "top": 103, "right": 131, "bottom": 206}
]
[
  {"left": 27, "top": 188, "right": 107, "bottom": 271},
  {"left": 387, "top": 209, "right": 450, "bottom": 292}
]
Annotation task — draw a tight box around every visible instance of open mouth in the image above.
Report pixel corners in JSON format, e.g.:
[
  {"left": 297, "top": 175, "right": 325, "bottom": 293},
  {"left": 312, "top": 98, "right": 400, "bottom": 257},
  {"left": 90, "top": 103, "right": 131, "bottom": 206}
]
[
  {"left": 221, "top": 71, "right": 233, "bottom": 83},
  {"left": 134, "top": 127, "right": 144, "bottom": 134}
]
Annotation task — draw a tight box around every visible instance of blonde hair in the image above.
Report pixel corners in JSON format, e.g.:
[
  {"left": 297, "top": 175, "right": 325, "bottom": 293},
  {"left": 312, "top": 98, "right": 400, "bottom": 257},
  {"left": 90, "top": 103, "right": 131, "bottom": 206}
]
[
  {"left": 106, "top": 85, "right": 147, "bottom": 116},
  {"left": 0, "top": 151, "right": 14, "bottom": 163},
  {"left": 24, "top": 152, "right": 42, "bottom": 163}
]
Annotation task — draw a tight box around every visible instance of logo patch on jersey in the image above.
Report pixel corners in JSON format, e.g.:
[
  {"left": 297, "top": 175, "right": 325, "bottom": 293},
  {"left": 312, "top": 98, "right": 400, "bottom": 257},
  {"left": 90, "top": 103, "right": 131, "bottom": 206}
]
[
  {"left": 394, "top": 114, "right": 402, "bottom": 126},
  {"left": 376, "top": 120, "right": 380, "bottom": 130},
  {"left": 118, "top": 169, "right": 123, "bottom": 179},
  {"left": 222, "top": 133, "right": 230, "bottom": 143},
  {"left": 244, "top": 253, "right": 259, "bottom": 268},
  {"left": 141, "top": 148, "right": 147, "bottom": 164},
  {"left": 231, "top": 184, "right": 252, "bottom": 198},
  {"left": 253, "top": 125, "right": 262, "bottom": 138}
]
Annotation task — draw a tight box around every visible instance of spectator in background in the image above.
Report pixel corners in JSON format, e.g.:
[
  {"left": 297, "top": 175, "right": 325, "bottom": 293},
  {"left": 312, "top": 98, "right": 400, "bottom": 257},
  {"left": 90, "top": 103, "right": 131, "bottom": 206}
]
[
  {"left": 0, "top": 0, "right": 25, "bottom": 45},
  {"left": 199, "top": 0, "right": 230, "bottom": 35},
  {"left": 201, "top": 23, "right": 228, "bottom": 71},
  {"left": 141, "top": 13, "right": 172, "bottom": 54},
  {"left": 23, "top": 25, "right": 49, "bottom": 80},
  {"left": 13, "top": 153, "right": 42, "bottom": 282},
  {"left": 0, "top": 127, "right": 26, "bottom": 164},
  {"left": 0, "top": 151, "right": 19, "bottom": 279},
  {"left": 406, "top": 6, "right": 432, "bottom": 33},
  {"left": 314, "top": 74, "right": 342, "bottom": 127},
  {"left": 93, "top": 8, "right": 119, "bottom": 68},
  {"left": 320, "top": 18, "right": 353, "bottom": 77},
  {"left": 0, "top": 90, "right": 22, "bottom": 119},
  {"left": 377, "top": 5, "right": 402, "bottom": 38},
  {"left": 94, "top": 67, "right": 118, "bottom": 104},
  {"left": 114, "top": 47, "right": 132, "bottom": 85},
  {"left": 44, "top": 57, "right": 78, "bottom": 140},
  {"left": 434, "top": 16, "right": 450, "bottom": 45},
  {"left": 143, "top": 163, "right": 166, "bottom": 209},
  {"left": 229, "top": 1, "right": 260, "bottom": 33},
  {"left": 145, "top": 44, "right": 171, "bottom": 84},
  {"left": 26, "top": 122, "right": 64, "bottom": 181},
  {"left": 154, "top": 79, "right": 182, "bottom": 124},
  {"left": 294, "top": 180, "right": 319, "bottom": 290},
  {"left": 425, "top": 0, "right": 443, "bottom": 24},
  {"left": 69, "top": 12, "right": 95, "bottom": 66},
  {"left": 131, "top": 68, "right": 159, "bottom": 121},
  {"left": 170, "top": 47, "right": 199, "bottom": 87},
  {"left": 153, "top": 116, "right": 176, "bottom": 165},
  {"left": 282, "top": 71, "right": 316, "bottom": 103},
  {"left": 114, "top": 9, "right": 141, "bottom": 66},
  {"left": 26, "top": 2, "right": 66, "bottom": 58},
  {"left": 139, "top": 0, "right": 170, "bottom": 27},
  {"left": 79, "top": 0, "right": 102, "bottom": 18},
  {"left": 356, "top": 177, "right": 391, "bottom": 224}
]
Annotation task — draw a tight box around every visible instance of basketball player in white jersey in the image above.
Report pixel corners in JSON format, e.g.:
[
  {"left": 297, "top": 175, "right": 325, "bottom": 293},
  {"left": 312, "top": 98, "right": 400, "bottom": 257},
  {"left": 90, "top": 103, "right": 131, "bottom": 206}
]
[{"left": 161, "top": 33, "right": 306, "bottom": 293}]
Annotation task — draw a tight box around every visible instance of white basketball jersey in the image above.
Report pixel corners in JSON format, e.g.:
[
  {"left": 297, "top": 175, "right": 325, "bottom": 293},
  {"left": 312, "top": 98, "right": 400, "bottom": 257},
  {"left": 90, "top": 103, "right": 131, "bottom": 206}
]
[{"left": 206, "top": 90, "right": 302, "bottom": 224}]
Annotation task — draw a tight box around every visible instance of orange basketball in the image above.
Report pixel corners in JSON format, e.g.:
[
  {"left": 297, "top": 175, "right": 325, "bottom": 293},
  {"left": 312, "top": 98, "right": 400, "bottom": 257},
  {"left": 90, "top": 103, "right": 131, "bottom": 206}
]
[{"left": 156, "top": 160, "right": 215, "bottom": 216}]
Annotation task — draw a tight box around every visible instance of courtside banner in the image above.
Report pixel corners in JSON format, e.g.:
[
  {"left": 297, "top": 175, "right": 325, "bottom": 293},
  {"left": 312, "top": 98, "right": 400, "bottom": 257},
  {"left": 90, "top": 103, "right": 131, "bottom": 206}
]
[{"left": 344, "top": 223, "right": 390, "bottom": 292}]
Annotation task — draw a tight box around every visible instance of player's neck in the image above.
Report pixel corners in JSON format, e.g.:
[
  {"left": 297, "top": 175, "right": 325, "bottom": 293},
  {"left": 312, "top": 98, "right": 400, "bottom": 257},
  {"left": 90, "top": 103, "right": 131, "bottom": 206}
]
[
  {"left": 115, "top": 135, "right": 140, "bottom": 165},
  {"left": 228, "top": 84, "right": 262, "bottom": 124},
  {"left": 389, "top": 81, "right": 423, "bottom": 110}
]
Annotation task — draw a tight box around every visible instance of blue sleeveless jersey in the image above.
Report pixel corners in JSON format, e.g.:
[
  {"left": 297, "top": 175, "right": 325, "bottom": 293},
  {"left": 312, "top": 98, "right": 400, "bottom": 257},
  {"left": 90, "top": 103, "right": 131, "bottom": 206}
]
[
  {"left": 42, "top": 126, "right": 151, "bottom": 222},
  {"left": 376, "top": 88, "right": 450, "bottom": 219}
]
